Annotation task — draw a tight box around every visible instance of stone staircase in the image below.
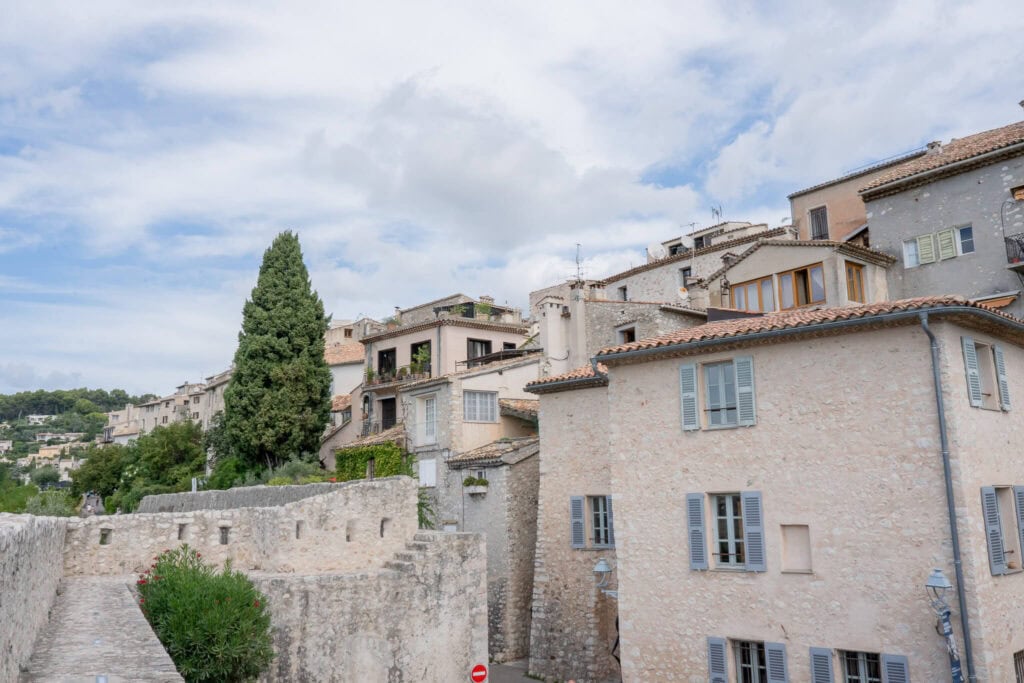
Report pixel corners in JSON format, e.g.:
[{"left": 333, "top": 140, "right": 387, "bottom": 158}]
[{"left": 383, "top": 531, "right": 440, "bottom": 574}]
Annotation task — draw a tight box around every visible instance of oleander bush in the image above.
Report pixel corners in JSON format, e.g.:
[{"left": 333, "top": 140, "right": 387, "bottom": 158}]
[{"left": 137, "top": 545, "right": 273, "bottom": 683}]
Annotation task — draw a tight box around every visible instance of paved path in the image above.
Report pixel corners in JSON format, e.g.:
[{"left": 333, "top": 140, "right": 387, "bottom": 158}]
[
  {"left": 490, "top": 658, "right": 538, "bottom": 682},
  {"left": 19, "top": 575, "right": 183, "bottom": 683}
]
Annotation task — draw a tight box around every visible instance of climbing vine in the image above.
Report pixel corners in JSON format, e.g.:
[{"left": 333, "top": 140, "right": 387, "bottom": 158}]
[{"left": 334, "top": 443, "right": 413, "bottom": 482}]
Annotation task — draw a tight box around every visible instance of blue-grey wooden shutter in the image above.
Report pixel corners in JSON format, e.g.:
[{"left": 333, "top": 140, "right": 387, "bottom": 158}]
[
  {"left": 809, "top": 647, "right": 834, "bottom": 683},
  {"left": 1015, "top": 487, "right": 1024, "bottom": 567},
  {"left": 687, "top": 493, "right": 708, "bottom": 570},
  {"left": 981, "top": 486, "right": 1007, "bottom": 575},
  {"left": 962, "top": 337, "right": 983, "bottom": 407},
  {"left": 680, "top": 364, "right": 699, "bottom": 431},
  {"left": 707, "top": 637, "right": 727, "bottom": 683},
  {"left": 606, "top": 495, "right": 615, "bottom": 547},
  {"left": 741, "top": 490, "right": 766, "bottom": 571},
  {"left": 570, "top": 496, "right": 585, "bottom": 548},
  {"left": 994, "top": 344, "right": 1011, "bottom": 410},
  {"left": 880, "top": 654, "right": 909, "bottom": 683},
  {"left": 765, "top": 642, "right": 788, "bottom": 682},
  {"left": 734, "top": 356, "right": 756, "bottom": 426}
]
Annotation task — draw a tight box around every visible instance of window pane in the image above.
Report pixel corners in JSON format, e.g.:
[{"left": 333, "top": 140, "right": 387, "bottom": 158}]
[
  {"left": 761, "top": 279, "right": 774, "bottom": 311},
  {"left": 779, "top": 273, "right": 794, "bottom": 308},
  {"left": 734, "top": 286, "right": 746, "bottom": 311},
  {"left": 810, "top": 265, "right": 825, "bottom": 302},
  {"left": 796, "top": 269, "right": 810, "bottom": 305},
  {"left": 959, "top": 226, "right": 975, "bottom": 253},
  {"left": 903, "top": 239, "right": 919, "bottom": 266}
]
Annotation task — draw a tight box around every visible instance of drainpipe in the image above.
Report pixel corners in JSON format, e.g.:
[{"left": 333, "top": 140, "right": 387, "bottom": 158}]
[{"left": 919, "top": 312, "right": 976, "bottom": 682}]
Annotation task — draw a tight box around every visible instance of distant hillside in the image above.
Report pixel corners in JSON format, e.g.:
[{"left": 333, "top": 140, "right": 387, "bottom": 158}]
[{"left": 0, "top": 388, "right": 158, "bottom": 422}]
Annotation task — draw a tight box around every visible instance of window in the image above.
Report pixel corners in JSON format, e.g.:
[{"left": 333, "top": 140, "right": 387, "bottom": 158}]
[
  {"left": 418, "top": 458, "right": 436, "bottom": 487},
  {"left": 681, "top": 357, "right": 756, "bottom": 431},
  {"left": 411, "top": 341, "right": 432, "bottom": 374},
  {"left": 958, "top": 225, "right": 975, "bottom": 254},
  {"left": 503, "top": 342, "right": 517, "bottom": 350},
  {"left": 344, "top": 328, "right": 353, "bottom": 338},
  {"left": 777, "top": 263, "right": 825, "bottom": 309},
  {"left": 730, "top": 276, "right": 774, "bottom": 312},
  {"left": 618, "top": 285, "right": 628, "bottom": 301},
  {"left": 1015, "top": 648, "right": 1024, "bottom": 683},
  {"left": 161, "top": 416, "right": 168, "bottom": 424},
  {"left": 735, "top": 641, "right": 768, "bottom": 683},
  {"left": 845, "top": 262, "right": 866, "bottom": 303},
  {"left": 219, "top": 527, "right": 229, "bottom": 544},
  {"left": 981, "top": 485, "right": 1024, "bottom": 575},
  {"left": 377, "top": 348, "right": 397, "bottom": 377},
  {"left": 707, "top": 639, "right": 787, "bottom": 683},
  {"left": 192, "top": 396, "right": 200, "bottom": 404},
  {"left": 678, "top": 266, "right": 692, "bottom": 287},
  {"left": 687, "top": 491, "right": 765, "bottom": 571},
  {"left": 617, "top": 326, "right": 636, "bottom": 344},
  {"left": 962, "top": 337, "right": 1010, "bottom": 411},
  {"left": 841, "top": 651, "right": 881, "bottom": 683},
  {"left": 463, "top": 391, "right": 497, "bottom": 422},
  {"left": 809, "top": 206, "right": 829, "bottom": 240},
  {"left": 694, "top": 235, "right": 708, "bottom": 249},
  {"left": 467, "top": 338, "right": 492, "bottom": 360},
  {"left": 569, "top": 494, "right": 614, "bottom": 548},
  {"left": 902, "top": 238, "right": 920, "bottom": 267},
  {"left": 423, "top": 396, "right": 436, "bottom": 442},
  {"left": 780, "top": 524, "right": 811, "bottom": 572}
]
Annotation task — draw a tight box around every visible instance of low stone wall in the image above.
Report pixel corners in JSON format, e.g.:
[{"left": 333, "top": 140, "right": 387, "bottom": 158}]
[
  {"left": 137, "top": 480, "right": 355, "bottom": 513},
  {"left": 255, "top": 531, "right": 488, "bottom": 682},
  {"left": 64, "top": 477, "right": 418, "bottom": 576},
  {"left": 0, "top": 514, "right": 67, "bottom": 683}
]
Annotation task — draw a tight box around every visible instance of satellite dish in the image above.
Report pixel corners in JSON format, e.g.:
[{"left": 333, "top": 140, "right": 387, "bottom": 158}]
[
  {"left": 647, "top": 242, "right": 669, "bottom": 260},
  {"left": 679, "top": 235, "right": 695, "bottom": 250},
  {"left": 678, "top": 286, "right": 690, "bottom": 302}
]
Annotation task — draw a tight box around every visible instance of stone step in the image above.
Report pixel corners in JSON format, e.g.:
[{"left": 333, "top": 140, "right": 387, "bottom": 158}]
[
  {"left": 393, "top": 551, "right": 417, "bottom": 562},
  {"left": 405, "top": 541, "right": 429, "bottom": 552},
  {"left": 413, "top": 532, "right": 437, "bottom": 543},
  {"left": 383, "top": 560, "right": 415, "bottom": 573}
]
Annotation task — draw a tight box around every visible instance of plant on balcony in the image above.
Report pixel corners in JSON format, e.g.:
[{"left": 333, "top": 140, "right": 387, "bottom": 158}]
[
  {"left": 410, "top": 345, "right": 432, "bottom": 377},
  {"left": 449, "top": 303, "right": 467, "bottom": 317},
  {"left": 475, "top": 301, "right": 492, "bottom": 319},
  {"left": 463, "top": 476, "right": 489, "bottom": 495},
  {"left": 365, "top": 367, "right": 376, "bottom": 384},
  {"left": 396, "top": 367, "right": 409, "bottom": 379}
]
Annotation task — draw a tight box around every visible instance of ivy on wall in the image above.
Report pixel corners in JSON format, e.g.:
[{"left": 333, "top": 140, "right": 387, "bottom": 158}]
[{"left": 335, "top": 443, "right": 413, "bottom": 482}]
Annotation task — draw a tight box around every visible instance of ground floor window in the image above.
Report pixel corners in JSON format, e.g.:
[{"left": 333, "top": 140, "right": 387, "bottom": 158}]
[
  {"left": 841, "top": 651, "right": 881, "bottom": 683},
  {"left": 1015, "top": 648, "right": 1024, "bottom": 683},
  {"left": 735, "top": 640, "right": 767, "bottom": 683}
]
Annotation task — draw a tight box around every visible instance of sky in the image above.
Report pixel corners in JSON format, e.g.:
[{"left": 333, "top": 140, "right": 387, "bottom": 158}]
[{"left": 1, "top": 1, "right": 1023, "bottom": 395}]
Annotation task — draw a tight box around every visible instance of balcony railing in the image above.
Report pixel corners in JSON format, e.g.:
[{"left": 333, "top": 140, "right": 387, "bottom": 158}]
[
  {"left": 1006, "top": 233, "right": 1024, "bottom": 266},
  {"left": 366, "top": 364, "right": 432, "bottom": 388}
]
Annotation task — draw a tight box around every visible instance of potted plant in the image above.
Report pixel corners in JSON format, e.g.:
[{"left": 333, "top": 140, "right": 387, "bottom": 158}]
[
  {"left": 365, "top": 367, "right": 376, "bottom": 385},
  {"left": 412, "top": 345, "right": 432, "bottom": 378},
  {"left": 475, "top": 301, "right": 492, "bottom": 320},
  {"left": 463, "top": 476, "right": 489, "bottom": 495}
]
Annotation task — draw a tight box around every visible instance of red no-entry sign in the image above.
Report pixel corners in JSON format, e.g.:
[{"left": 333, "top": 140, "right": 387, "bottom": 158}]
[{"left": 471, "top": 663, "right": 488, "bottom": 682}]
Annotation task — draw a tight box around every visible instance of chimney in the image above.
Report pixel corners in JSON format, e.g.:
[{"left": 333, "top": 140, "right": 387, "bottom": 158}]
[{"left": 926, "top": 140, "right": 942, "bottom": 154}]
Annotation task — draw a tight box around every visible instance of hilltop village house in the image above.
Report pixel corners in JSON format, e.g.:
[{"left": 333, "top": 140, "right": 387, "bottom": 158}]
[{"left": 527, "top": 297, "right": 1024, "bottom": 682}]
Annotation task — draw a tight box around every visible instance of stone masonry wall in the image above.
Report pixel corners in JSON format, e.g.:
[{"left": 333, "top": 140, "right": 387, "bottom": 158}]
[
  {"left": 65, "top": 477, "right": 418, "bottom": 576},
  {"left": 0, "top": 514, "right": 67, "bottom": 683},
  {"left": 137, "top": 480, "right": 355, "bottom": 513},
  {"left": 502, "top": 452, "right": 539, "bottom": 662},
  {"left": 254, "top": 531, "right": 488, "bottom": 683}
]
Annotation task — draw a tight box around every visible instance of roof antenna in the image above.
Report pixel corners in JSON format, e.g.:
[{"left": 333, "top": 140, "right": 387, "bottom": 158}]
[{"left": 711, "top": 206, "right": 723, "bottom": 223}]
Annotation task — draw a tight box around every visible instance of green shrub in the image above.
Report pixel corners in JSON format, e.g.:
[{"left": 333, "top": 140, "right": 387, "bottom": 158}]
[
  {"left": 335, "top": 443, "right": 412, "bottom": 482},
  {"left": 462, "top": 476, "right": 489, "bottom": 487},
  {"left": 266, "top": 476, "right": 292, "bottom": 486},
  {"left": 25, "top": 490, "right": 77, "bottom": 516},
  {"left": 137, "top": 546, "right": 273, "bottom": 683}
]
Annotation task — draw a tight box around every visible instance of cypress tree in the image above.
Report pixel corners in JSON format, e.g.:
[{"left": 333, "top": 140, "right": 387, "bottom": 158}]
[{"left": 223, "top": 232, "right": 332, "bottom": 470}]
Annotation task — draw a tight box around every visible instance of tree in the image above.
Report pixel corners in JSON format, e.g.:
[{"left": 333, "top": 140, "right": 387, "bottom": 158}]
[
  {"left": 222, "top": 232, "right": 332, "bottom": 471},
  {"left": 31, "top": 466, "right": 60, "bottom": 488}
]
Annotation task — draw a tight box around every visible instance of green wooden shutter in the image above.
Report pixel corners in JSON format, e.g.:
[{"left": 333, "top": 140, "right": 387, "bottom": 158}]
[
  {"left": 809, "top": 648, "right": 834, "bottom": 683},
  {"left": 937, "top": 228, "right": 957, "bottom": 260},
  {"left": 734, "top": 356, "right": 756, "bottom": 426},
  {"left": 917, "top": 233, "right": 937, "bottom": 264},
  {"left": 606, "top": 495, "right": 615, "bottom": 547},
  {"left": 961, "top": 337, "right": 983, "bottom": 407},
  {"left": 765, "top": 642, "right": 788, "bottom": 682},
  {"left": 687, "top": 493, "right": 708, "bottom": 570},
  {"left": 981, "top": 486, "right": 1007, "bottom": 575},
  {"left": 994, "top": 344, "right": 1011, "bottom": 410},
  {"left": 741, "top": 490, "right": 766, "bottom": 571},
  {"left": 707, "top": 637, "right": 727, "bottom": 683},
  {"left": 570, "top": 496, "right": 585, "bottom": 549},
  {"left": 680, "top": 364, "right": 699, "bottom": 431},
  {"left": 880, "top": 654, "right": 909, "bottom": 683}
]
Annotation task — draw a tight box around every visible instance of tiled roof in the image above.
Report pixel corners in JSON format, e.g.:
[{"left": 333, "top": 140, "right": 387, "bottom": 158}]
[
  {"left": 786, "top": 149, "right": 927, "bottom": 198},
  {"left": 396, "top": 355, "right": 541, "bottom": 392},
  {"left": 597, "top": 296, "right": 1022, "bottom": 358},
  {"left": 447, "top": 436, "right": 539, "bottom": 466},
  {"left": 338, "top": 423, "right": 405, "bottom": 448},
  {"left": 525, "top": 362, "right": 609, "bottom": 393},
  {"left": 361, "top": 317, "right": 528, "bottom": 343},
  {"left": 331, "top": 394, "right": 352, "bottom": 412},
  {"left": 700, "top": 238, "right": 896, "bottom": 285},
  {"left": 860, "top": 120, "right": 1024, "bottom": 196},
  {"left": 598, "top": 227, "right": 787, "bottom": 285},
  {"left": 499, "top": 398, "right": 539, "bottom": 421},
  {"left": 324, "top": 343, "right": 365, "bottom": 365}
]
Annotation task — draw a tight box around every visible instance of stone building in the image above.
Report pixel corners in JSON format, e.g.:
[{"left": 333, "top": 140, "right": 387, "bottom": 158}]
[
  {"left": 860, "top": 116, "right": 1024, "bottom": 320},
  {"left": 528, "top": 296, "right": 1024, "bottom": 682}
]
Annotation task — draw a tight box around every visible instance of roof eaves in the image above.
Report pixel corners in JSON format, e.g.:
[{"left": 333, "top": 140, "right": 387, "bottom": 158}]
[{"left": 786, "top": 149, "right": 928, "bottom": 199}]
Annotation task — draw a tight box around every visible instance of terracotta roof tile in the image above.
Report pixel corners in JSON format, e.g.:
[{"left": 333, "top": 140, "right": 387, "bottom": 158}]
[
  {"left": 331, "top": 394, "right": 352, "bottom": 412},
  {"left": 324, "top": 343, "right": 365, "bottom": 365},
  {"left": 499, "top": 398, "right": 539, "bottom": 420},
  {"left": 861, "top": 120, "right": 1024, "bottom": 195},
  {"left": 700, "top": 238, "right": 896, "bottom": 285},
  {"left": 447, "top": 436, "right": 540, "bottom": 466},
  {"left": 597, "top": 296, "right": 1021, "bottom": 357},
  {"left": 340, "top": 423, "right": 405, "bottom": 448},
  {"left": 526, "top": 362, "right": 608, "bottom": 389}
]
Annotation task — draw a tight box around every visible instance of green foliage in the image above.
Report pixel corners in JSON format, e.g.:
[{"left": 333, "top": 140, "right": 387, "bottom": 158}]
[
  {"left": 266, "top": 476, "right": 292, "bottom": 486},
  {"left": 206, "top": 456, "right": 245, "bottom": 490},
  {"left": 0, "top": 387, "right": 154, "bottom": 421},
  {"left": 136, "top": 421, "right": 206, "bottom": 490},
  {"left": 223, "top": 232, "right": 332, "bottom": 471},
  {"left": 31, "top": 466, "right": 60, "bottom": 488},
  {"left": 418, "top": 487, "right": 436, "bottom": 530},
  {"left": 462, "top": 476, "right": 489, "bottom": 486},
  {"left": 475, "top": 301, "right": 492, "bottom": 317},
  {"left": 71, "top": 444, "right": 130, "bottom": 498},
  {"left": 25, "top": 490, "right": 77, "bottom": 516},
  {"left": 137, "top": 546, "right": 274, "bottom": 683},
  {"left": 0, "top": 469, "right": 37, "bottom": 513},
  {"left": 334, "top": 443, "right": 412, "bottom": 482}
]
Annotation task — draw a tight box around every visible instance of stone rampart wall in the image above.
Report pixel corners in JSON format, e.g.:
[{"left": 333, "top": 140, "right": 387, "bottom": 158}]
[
  {"left": 137, "top": 480, "right": 355, "bottom": 513},
  {"left": 255, "top": 531, "right": 488, "bottom": 682},
  {"left": 64, "top": 477, "right": 418, "bottom": 576},
  {"left": 0, "top": 514, "right": 67, "bottom": 683}
]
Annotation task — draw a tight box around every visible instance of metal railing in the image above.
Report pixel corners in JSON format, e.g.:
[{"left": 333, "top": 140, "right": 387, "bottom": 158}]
[{"left": 1004, "top": 233, "right": 1024, "bottom": 265}]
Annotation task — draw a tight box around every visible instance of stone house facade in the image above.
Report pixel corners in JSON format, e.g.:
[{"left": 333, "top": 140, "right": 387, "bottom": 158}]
[
  {"left": 861, "top": 118, "right": 1024, "bottom": 320},
  {"left": 528, "top": 296, "right": 1024, "bottom": 681}
]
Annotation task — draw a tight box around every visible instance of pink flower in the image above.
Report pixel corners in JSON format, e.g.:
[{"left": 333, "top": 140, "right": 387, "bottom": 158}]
[{"left": 253, "top": 600, "right": 260, "bottom": 608}]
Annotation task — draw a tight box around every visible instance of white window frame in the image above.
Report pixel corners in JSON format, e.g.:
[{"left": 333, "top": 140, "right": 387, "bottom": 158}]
[
  {"left": 903, "top": 238, "right": 920, "bottom": 268},
  {"left": 713, "top": 493, "right": 745, "bottom": 567},
  {"left": 463, "top": 390, "right": 498, "bottom": 423},
  {"left": 957, "top": 225, "right": 975, "bottom": 255},
  {"left": 734, "top": 640, "right": 768, "bottom": 683},
  {"left": 840, "top": 650, "right": 881, "bottom": 683},
  {"left": 422, "top": 395, "right": 437, "bottom": 444},
  {"left": 704, "top": 361, "right": 738, "bottom": 427},
  {"left": 590, "top": 495, "right": 611, "bottom": 547}
]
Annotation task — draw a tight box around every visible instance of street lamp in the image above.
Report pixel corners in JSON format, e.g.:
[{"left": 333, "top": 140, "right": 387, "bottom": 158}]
[
  {"left": 925, "top": 568, "right": 964, "bottom": 683},
  {"left": 593, "top": 558, "right": 617, "bottom": 598}
]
